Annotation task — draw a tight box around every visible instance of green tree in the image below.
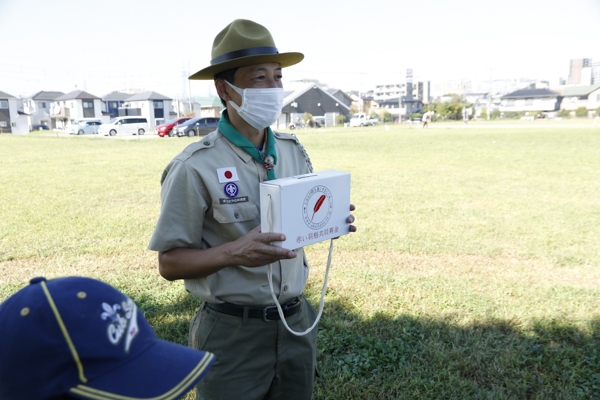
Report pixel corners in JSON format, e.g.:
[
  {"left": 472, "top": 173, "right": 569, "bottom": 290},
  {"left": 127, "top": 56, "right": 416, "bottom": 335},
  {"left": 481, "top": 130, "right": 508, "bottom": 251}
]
[
  {"left": 480, "top": 108, "right": 487, "bottom": 120},
  {"left": 490, "top": 109, "right": 501, "bottom": 119},
  {"left": 303, "top": 112, "right": 313, "bottom": 123},
  {"left": 503, "top": 112, "right": 520, "bottom": 119},
  {"left": 383, "top": 111, "right": 393, "bottom": 122},
  {"left": 336, "top": 114, "right": 347, "bottom": 125},
  {"left": 558, "top": 109, "right": 571, "bottom": 118},
  {"left": 575, "top": 107, "right": 588, "bottom": 117}
]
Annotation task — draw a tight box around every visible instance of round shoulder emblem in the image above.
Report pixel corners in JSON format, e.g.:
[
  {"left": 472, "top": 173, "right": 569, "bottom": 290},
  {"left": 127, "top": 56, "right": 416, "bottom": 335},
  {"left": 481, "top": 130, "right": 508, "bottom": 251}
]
[{"left": 224, "top": 182, "right": 239, "bottom": 198}]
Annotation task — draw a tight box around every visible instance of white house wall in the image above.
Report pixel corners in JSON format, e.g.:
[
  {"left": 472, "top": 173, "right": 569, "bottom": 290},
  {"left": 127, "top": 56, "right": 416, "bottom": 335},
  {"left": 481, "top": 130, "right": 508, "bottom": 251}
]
[
  {"left": 561, "top": 88, "right": 600, "bottom": 111},
  {"left": 8, "top": 98, "right": 30, "bottom": 134},
  {"left": 500, "top": 98, "right": 558, "bottom": 112}
]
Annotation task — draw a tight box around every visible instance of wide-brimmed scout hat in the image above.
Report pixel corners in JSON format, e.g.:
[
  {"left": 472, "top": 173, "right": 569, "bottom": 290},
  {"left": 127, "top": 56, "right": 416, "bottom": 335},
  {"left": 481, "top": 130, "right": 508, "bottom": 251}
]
[
  {"left": 189, "top": 19, "right": 304, "bottom": 80},
  {"left": 0, "top": 276, "right": 215, "bottom": 400}
]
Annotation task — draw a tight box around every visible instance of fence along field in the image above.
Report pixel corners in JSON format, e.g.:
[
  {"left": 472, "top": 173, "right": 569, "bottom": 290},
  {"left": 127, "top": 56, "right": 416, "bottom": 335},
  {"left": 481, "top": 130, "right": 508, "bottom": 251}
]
[{"left": 1, "top": 123, "right": 599, "bottom": 399}]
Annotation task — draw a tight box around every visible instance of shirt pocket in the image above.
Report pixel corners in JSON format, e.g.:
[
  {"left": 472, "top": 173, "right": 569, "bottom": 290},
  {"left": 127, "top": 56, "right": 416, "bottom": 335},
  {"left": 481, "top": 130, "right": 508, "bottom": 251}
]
[{"left": 213, "top": 202, "right": 259, "bottom": 224}]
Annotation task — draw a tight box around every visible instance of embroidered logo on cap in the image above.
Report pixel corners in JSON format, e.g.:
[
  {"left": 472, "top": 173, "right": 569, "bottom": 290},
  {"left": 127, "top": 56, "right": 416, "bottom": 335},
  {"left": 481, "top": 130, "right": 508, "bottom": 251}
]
[
  {"left": 217, "top": 167, "right": 239, "bottom": 183},
  {"left": 101, "top": 298, "right": 139, "bottom": 353}
]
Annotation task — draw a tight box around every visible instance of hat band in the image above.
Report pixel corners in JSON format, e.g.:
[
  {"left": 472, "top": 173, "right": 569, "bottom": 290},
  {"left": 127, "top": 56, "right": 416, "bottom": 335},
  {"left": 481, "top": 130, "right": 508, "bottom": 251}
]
[{"left": 211, "top": 46, "right": 280, "bottom": 66}]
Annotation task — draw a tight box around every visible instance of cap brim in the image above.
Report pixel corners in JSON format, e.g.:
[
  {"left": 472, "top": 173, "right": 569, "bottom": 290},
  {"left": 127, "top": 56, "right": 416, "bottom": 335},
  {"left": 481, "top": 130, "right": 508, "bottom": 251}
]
[
  {"left": 68, "top": 340, "right": 215, "bottom": 400},
  {"left": 189, "top": 52, "right": 304, "bottom": 80}
]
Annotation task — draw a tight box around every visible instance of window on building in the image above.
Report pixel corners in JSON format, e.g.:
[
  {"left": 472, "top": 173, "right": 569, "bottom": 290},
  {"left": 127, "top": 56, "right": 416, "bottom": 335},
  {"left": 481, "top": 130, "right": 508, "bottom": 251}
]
[
  {"left": 110, "top": 102, "right": 118, "bottom": 108},
  {"left": 153, "top": 101, "right": 163, "bottom": 108},
  {"left": 83, "top": 101, "right": 93, "bottom": 109},
  {"left": 40, "top": 102, "right": 47, "bottom": 108},
  {"left": 0, "top": 100, "right": 8, "bottom": 109},
  {"left": 0, "top": 121, "right": 7, "bottom": 127}
]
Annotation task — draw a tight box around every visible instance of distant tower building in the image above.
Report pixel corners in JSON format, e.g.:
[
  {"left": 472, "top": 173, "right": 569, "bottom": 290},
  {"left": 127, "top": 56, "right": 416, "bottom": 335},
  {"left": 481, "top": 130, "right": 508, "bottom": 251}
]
[
  {"left": 592, "top": 61, "right": 600, "bottom": 85},
  {"left": 569, "top": 58, "right": 592, "bottom": 85}
]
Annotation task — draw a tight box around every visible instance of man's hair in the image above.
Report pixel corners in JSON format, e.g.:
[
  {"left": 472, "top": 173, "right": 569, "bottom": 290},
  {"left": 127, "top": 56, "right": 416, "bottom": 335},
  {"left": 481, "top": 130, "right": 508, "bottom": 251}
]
[{"left": 214, "top": 67, "right": 238, "bottom": 107}]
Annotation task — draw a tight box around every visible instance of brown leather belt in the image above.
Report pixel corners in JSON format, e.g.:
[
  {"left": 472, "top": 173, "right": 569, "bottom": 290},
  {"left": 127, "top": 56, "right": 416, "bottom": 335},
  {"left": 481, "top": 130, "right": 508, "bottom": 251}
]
[{"left": 205, "top": 296, "right": 302, "bottom": 322}]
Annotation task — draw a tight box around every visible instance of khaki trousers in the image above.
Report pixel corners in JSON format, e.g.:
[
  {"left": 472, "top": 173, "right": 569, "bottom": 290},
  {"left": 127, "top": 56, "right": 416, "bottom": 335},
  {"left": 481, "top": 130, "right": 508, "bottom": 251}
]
[{"left": 189, "top": 297, "right": 318, "bottom": 400}]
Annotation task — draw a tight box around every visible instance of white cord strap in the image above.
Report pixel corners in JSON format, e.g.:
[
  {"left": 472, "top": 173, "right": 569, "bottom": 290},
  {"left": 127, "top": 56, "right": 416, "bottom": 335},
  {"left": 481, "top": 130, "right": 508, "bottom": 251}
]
[{"left": 266, "top": 194, "right": 333, "bottom": 336}]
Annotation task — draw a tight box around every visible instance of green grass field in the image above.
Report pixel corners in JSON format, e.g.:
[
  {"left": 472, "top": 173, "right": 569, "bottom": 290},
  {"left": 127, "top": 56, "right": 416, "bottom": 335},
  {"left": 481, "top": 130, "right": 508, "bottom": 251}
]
[{"left": 1, "top": 123, "right": 599, "bottom": 399}]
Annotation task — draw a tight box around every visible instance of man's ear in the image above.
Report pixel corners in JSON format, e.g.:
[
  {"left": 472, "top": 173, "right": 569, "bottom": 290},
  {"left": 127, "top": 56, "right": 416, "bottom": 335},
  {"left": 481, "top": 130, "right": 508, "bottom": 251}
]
[{"left": 215, "top": 79, "right": 232, "bottom": 102}]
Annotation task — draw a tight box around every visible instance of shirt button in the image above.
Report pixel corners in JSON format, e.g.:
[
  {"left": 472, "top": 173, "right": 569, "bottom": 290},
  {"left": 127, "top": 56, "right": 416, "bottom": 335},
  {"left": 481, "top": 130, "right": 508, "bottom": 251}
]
[
  {"left": 283, "top": 285, "right": 289, "bottom": 291},
  {"left": 234, "top": 211, "right": 240, "bottom": 219}
]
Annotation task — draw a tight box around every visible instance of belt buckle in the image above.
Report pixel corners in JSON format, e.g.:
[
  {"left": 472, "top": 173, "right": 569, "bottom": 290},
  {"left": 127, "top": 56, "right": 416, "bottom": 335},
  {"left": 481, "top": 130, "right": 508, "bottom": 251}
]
[{"left": 262, "top": 305, "right": 278, "bottom": 322}]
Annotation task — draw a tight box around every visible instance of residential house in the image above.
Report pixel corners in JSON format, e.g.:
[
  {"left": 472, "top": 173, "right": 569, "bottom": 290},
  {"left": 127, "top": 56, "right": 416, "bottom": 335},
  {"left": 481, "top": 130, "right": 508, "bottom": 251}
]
[
  {"left": 120, "top": 91, "right": 173, "bottom": 129},
  {"left": 559, "top": 84, "right": 600, "bottom": 116},
  {"left": 194, "top": 96, "right": 223, "bottom": 118},
  {"left": 464, "top": 92, "right": 501, "bottom": 119},
  {"left": 500, "top": 88, "right": 562, "bottom": 113},
  {"left": 102, "top": 91, "right": 131, "bottom": 119},
  {"left": 280, "top": 83, "right": 351, "bottom": 128},
  {"left": 0, "top": 90, "right": 30, "bottom": 134},
  {"left": 376, "top": 96, "right": 422, "bottom": 121},
  {"left": 327, "top": 88, "right": 353, "bottom": 110},
  {"left": 172, "top": 96, "right": 223, "bottom": 118},
  {"left": 50, "top": 90, "right": 104, "bottom": 127},
  {"left": 23, "top": 91, "right": 65, "bottom": 129}
]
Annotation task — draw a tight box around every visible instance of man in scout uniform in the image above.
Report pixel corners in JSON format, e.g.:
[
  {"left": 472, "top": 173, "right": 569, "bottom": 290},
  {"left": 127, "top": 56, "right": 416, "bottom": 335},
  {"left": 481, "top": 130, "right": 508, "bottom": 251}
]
[{"left": 148, "top": 19, "right": 356, "bottom": 400}]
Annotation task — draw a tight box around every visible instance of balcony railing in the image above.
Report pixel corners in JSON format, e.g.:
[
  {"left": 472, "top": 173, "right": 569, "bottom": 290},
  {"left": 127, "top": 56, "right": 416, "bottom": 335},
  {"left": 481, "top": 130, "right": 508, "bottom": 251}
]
[{"left": 50, "top": 107, "right": 70, "bottom": 118}]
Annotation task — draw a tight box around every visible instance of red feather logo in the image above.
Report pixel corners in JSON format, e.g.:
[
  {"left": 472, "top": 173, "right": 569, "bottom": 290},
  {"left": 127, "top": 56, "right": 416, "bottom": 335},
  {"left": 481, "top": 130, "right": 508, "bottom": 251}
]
[{"left": 311, "top": 194, "right": 326, "bottom": 221}]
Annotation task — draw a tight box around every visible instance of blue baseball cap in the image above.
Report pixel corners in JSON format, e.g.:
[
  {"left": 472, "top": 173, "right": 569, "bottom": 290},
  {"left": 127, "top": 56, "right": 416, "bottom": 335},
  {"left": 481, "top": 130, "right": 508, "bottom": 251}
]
[{"left": 0, "top": 276, "right": 215, "bottom": 400}]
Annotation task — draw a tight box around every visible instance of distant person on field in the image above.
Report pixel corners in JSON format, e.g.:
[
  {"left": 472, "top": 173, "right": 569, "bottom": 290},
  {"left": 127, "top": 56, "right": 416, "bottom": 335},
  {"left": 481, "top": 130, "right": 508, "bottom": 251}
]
[
  {"left": 0, "top": 276, "right": 215, "bottom": 400},
  {"left": 422, "top": 110, "right": 432, "bottom": 128},
  {"left": 148, "top": 19, "right": 356, "bottom": 400}
]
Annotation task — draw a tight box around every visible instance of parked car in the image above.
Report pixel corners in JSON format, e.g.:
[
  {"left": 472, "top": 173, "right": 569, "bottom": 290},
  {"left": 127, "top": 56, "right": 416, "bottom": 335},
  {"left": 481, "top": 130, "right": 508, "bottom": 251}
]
[
  {"left": 31, "top": 124, "right": 50, "bottom": 131},
  {"left": 171, "top": 117, "right": 219, "bottom": 137},
  {"left": 156, "top": 117, "right": 192, "bottom": 137},
  {"left": 68, "top": 119, "right": 102, "bottom": 135},
  {"left": 98, "top": 116, "right": 149, "bottom": 136}
]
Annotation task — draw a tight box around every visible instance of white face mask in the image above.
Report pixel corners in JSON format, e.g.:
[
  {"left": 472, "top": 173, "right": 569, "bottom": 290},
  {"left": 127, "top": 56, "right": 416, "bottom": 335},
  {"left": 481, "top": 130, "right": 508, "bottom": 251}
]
[{"left": 225, "top": 81, "right": 284, "bottom": 130}]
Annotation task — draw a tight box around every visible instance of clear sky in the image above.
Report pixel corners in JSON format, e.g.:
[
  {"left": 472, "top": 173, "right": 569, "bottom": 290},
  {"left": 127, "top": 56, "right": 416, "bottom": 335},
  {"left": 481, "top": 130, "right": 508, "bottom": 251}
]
[{"left": 1, "top": 0, "right": 599, "bottom": 99}]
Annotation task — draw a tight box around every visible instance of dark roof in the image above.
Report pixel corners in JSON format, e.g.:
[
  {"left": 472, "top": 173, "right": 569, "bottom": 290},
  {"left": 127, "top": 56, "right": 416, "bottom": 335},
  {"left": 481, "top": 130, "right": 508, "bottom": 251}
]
[
  {"left": 30, "top": 91, "right": 65, "bottom": 101},
  {"left": 0, "top": 90, "right": 16, "bottom": 99},
  {"left": 125, "top": 91, "right": 172, "bottom": 101},
  {"left": 56, "top": 90, "right": 100, "bottom": 100},
  {"left": 560, "top": 84, "right": 600, "bottom": 97},
  {"left": 102, "top": 91, "right": 132, "bottom": 101},
  {"left": 281, "top": 83, "right": 351, "bottom": 115},
  {"left": 501, "top": 88, "right": 560, "bottom": 99}
]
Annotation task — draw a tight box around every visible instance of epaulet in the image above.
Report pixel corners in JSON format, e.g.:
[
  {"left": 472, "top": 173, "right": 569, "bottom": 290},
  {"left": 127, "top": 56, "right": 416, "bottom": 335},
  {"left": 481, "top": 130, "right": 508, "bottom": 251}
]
[
  {"left": 273, "top": 131, "right": 313, "bottom": 173},
  {"left": 175, "top": 131, "right": 219, "bottom": 162}
]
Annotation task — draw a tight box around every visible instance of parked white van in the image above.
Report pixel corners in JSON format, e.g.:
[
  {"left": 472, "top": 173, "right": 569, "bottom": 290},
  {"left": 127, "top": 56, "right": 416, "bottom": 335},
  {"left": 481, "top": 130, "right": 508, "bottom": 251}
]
[{"left": 98, "top": 116, "right": 149, "bottom": 136}]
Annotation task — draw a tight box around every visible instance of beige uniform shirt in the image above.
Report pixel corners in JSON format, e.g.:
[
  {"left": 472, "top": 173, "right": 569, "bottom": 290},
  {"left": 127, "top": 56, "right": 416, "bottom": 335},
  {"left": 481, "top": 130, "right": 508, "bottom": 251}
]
[{"left": 148, "top": 129, "right": 313, "bottom": 305}]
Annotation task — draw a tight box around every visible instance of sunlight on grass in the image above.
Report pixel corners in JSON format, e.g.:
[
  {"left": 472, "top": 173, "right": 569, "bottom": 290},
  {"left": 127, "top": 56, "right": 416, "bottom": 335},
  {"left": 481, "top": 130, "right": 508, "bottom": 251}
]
[{"left": 1, "top": 125, "right": 599, "bottom": 399}]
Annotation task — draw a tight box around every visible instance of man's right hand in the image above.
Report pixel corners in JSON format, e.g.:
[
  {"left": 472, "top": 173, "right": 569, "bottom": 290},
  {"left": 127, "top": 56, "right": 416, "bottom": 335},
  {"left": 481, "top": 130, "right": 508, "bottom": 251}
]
[
  {"left": 158, "top": 226, "right": 296, "bottom": 281},
  {"left": 226, "top": 226, "right": 297, "bottom": 267}
]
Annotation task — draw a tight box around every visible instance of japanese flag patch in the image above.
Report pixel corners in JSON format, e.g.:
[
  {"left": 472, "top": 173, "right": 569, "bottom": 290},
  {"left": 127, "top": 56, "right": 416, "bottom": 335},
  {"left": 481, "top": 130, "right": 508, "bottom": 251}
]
[{"left": 217, "top": 167, "right": 239, "bottom": 183}]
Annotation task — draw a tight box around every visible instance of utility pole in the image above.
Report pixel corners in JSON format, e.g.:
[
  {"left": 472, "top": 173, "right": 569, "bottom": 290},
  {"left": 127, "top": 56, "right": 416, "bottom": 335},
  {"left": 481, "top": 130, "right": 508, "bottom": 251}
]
[{"left": 187, "top": 61, "right": 193, "bottom": 115}]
